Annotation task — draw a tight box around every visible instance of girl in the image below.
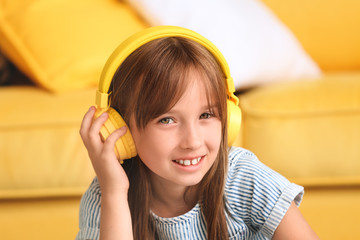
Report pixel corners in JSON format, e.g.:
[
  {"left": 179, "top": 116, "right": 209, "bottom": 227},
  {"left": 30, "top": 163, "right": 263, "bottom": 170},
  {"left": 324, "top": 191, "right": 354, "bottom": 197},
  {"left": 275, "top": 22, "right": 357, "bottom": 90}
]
[{"left": 77, "top": 26, "right": 318, "bottom": 239}]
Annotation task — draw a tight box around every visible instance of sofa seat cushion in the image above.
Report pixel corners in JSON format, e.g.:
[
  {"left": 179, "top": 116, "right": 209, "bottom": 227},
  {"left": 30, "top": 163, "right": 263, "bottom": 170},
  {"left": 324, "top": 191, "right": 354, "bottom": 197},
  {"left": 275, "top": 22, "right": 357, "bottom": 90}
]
[
  {"left": 237, "top": 72, "right": 360, "bottom": 187},
  {"left": 0, "top": 86, "right": 95, "bottom": 198}
]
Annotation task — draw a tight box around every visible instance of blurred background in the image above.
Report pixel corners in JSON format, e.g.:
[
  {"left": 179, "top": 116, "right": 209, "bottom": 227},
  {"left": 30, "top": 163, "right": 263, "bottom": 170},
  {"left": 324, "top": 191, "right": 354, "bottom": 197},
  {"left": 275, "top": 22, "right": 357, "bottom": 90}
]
[{"left": 0, "top": 0, "right": 359, "bottom": 239}]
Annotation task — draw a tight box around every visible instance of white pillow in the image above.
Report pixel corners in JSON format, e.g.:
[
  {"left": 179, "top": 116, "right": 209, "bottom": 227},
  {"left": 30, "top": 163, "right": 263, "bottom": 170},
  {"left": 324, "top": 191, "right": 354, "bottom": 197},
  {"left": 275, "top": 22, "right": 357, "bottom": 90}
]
[{"left": 125, "top": 0, "right": 321, "bottom": 90}]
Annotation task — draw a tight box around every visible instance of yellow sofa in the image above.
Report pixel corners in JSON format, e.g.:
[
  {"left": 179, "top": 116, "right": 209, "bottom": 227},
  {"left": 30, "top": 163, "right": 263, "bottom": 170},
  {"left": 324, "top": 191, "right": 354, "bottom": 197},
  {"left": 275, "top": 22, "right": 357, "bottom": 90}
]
[
  {"left": 0, "top": 0, "right": 359, "bottom": 239},
  {"left": 0, "top": 1, "right": 147, "bottom": 239},
  {"left": 234, "top": 1, "right": 360, "bottom": 239}
]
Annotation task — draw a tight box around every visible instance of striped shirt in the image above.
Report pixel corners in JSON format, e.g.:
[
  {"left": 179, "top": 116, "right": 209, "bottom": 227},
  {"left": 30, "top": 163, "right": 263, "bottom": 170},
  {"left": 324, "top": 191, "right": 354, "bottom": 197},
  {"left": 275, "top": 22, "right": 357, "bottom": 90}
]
[{"left": 76, "top": 147, "right": 304, "bottom": 239}]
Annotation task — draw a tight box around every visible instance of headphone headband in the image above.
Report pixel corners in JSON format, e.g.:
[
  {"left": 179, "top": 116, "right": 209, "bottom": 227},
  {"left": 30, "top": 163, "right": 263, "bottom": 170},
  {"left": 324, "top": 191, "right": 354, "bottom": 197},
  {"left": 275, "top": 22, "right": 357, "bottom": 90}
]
[
  {"left": 94, "top": 26, "right": 241, "bottom": 155},
  {"left": 96, "top": 25, "right": 238, "bottom": 109}
]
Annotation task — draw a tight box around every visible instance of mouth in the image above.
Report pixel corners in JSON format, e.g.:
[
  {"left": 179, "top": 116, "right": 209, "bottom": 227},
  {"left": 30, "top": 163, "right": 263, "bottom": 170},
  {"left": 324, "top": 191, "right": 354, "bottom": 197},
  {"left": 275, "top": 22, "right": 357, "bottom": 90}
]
[{"left": 173, "top": 156, "right": 202, "bottom": 166}]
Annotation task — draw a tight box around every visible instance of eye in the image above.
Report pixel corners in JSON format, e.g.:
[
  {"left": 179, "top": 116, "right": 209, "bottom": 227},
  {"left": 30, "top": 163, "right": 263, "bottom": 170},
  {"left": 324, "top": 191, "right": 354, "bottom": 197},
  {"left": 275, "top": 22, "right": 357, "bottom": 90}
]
[
  {"left": 200, "top": 112, "right": 212, "bottom": 119},
  {"left": 159, "top": 117, "right": 174, "bottom": 125}
]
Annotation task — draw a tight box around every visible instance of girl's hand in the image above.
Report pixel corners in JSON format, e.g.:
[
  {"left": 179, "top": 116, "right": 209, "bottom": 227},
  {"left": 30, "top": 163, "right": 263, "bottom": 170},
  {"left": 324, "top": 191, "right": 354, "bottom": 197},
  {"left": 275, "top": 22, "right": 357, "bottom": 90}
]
[
  {"left": 80, "top": 106, "right": 134, "bottom": 239},
  {"left": 80, "top": 106, "right": 129, "bottom": 195}
]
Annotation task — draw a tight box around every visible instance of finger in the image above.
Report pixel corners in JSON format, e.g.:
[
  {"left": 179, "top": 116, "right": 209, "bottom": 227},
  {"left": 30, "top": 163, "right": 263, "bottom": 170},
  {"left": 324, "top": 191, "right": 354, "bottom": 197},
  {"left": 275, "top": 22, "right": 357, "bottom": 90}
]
[
  {"left": 103, "top": 126, "right": 127, "bottom": 155},
  {"left": 79, "top": 106, "right": 96, "bottom": 139},
  {"left": 88, "top": 111, "right": 109, "bottom": 144}
]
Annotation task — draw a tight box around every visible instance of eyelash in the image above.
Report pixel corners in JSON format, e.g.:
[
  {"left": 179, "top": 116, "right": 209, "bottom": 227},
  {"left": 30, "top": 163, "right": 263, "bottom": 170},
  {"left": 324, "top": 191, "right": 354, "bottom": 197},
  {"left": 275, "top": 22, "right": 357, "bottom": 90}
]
[
  {"left": 200, "top": 112, "right": 213, "bottom": 119},
  {"left": 159, "top": 117, "right": 174, "bottom": 125},
  {"left": 158, "top": 112, "right": 214, "bottom": 125}
]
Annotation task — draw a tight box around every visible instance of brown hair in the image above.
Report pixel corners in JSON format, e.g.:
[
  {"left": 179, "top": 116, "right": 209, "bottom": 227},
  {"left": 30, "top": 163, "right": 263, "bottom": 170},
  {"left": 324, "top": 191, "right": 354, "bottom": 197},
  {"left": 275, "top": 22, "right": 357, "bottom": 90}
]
[{"left": 109, "top": 37, "right": 229, "bottom": 239}]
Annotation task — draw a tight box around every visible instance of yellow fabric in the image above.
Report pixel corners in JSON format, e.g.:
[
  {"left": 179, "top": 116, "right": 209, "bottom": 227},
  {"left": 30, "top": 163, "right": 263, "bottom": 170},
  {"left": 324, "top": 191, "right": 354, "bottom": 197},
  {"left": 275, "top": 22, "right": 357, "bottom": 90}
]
[
  {"left": 0, "top": 0, "right": 147, "bottom": 92},
  {"left": 237, "top": 73, "right": 360, "bottom": 187},
  {"left": 0, "top": 86, "right": 96, "bottom": 198},
  {"left": 261, "top": 0, "right": 360, "bottom": 71},
  {"left": 0, "top": 197, "right": 81, "bottom": 240},
  {"left": 300, "top": 187, "right": 360, "bottom": 239}
]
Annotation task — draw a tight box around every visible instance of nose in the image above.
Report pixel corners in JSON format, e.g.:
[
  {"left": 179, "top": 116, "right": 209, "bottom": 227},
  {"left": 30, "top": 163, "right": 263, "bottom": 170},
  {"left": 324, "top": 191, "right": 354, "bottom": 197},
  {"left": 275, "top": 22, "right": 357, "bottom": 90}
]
[{"left": 179, "top": 122, "right": 202, "bottom": 150}]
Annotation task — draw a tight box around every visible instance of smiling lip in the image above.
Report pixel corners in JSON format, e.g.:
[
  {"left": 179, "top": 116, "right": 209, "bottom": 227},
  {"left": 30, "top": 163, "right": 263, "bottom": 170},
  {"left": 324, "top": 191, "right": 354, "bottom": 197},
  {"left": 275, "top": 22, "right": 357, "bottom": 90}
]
[{"left": 173, "top": 156, "right": 203, "bottom": 166}]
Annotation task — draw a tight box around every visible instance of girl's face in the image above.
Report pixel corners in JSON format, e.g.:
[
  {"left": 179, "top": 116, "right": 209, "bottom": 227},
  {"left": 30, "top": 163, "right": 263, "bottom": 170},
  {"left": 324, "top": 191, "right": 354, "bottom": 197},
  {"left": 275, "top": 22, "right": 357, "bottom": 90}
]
[{"left": 129, "top": 71, "right": 222, "bottom": 189}]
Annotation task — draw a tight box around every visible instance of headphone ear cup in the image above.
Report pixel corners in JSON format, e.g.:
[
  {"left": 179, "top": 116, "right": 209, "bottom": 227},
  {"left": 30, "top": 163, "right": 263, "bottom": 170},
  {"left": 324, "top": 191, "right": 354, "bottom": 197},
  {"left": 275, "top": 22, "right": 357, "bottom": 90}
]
[
  {"left": 99, "top": 107, "right": 137, "bottom": 162},
  {"left": 227, "top": 100, "right": 242, "bottom": 146}
]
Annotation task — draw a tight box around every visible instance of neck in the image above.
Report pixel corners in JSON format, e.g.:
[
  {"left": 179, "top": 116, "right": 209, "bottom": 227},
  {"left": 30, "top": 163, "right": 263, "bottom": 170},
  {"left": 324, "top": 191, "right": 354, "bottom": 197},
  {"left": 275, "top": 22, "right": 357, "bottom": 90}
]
[{"left": 150, "top": 174, "right": 198, "bottom": 218}]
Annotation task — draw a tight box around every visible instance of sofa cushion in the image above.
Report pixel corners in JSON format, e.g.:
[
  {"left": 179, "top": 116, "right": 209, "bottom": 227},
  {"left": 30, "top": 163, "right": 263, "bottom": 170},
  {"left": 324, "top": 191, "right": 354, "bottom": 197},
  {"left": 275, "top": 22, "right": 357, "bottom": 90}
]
[
  {"left": 237, "top": 72, "right": 360, "bottom": 186},
  {"left": 0, "top": 0, "right": 147, "bottom": 92},
  {"left": 124, "top": 0, "right": 321, "bottom": 90},
  {"left": 0, "top": 86, "right": 95, "bottom": 198},
  {"left": 262, "top": 0, "right": 360, "bottom": 71}
]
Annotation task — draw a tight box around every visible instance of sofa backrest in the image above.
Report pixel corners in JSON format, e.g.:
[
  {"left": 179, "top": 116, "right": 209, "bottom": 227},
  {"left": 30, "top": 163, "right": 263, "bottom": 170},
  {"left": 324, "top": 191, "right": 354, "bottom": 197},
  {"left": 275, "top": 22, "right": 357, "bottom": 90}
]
[{"left": 262, "top": 0, "right": 360, "bottom": 71}]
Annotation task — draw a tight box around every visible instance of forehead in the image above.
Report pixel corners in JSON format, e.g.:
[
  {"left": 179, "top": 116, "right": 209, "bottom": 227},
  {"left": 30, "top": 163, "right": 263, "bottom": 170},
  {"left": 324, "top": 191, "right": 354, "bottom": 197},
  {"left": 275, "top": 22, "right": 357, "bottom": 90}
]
[
  {"left": 176, "top": 72, "right": 207, "bottom": 101},
  {"left": 170, "top": 68, "right": 219, "bottom": 110}
]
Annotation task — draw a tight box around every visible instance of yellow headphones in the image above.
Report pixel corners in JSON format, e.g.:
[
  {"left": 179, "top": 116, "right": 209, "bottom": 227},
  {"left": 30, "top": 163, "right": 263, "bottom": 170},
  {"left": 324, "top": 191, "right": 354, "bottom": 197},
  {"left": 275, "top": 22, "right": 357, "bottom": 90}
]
[{"left": 95, "top": 26, "right": 241, "bottom": 162}]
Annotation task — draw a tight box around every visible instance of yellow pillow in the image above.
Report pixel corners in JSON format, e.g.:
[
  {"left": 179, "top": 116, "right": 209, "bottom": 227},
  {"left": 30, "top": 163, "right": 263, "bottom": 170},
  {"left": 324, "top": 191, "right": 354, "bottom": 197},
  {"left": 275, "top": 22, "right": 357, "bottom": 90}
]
[{"left": 0, "top": 0, "right": 147, "bottom": 92}]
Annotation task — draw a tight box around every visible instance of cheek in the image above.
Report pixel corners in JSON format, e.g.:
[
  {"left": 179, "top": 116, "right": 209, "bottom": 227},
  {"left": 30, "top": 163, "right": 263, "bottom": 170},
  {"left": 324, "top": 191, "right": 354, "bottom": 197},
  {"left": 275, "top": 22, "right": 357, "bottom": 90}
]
[
  {"left": 132, "top": 128, "right": 173, "bottom": 162},
  {"left": 206, "top": 122, "right": 222, "bottom": 148}
]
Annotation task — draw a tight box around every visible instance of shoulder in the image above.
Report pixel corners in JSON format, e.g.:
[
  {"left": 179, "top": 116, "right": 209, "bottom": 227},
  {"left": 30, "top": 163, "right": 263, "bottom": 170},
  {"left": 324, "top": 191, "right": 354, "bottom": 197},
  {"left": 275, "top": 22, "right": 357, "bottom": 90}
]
[
  {"left": 227, "top": 147, "right": 277, "bottom": 182},
  {"left": 225, "top": 147, "right": 304, "bottom": 237},
  {"left": 225, "top": 147, "right": 288, "bottom": 203},
  {"left": 226, "top": 147, "right": 303, "bottom": 202}
]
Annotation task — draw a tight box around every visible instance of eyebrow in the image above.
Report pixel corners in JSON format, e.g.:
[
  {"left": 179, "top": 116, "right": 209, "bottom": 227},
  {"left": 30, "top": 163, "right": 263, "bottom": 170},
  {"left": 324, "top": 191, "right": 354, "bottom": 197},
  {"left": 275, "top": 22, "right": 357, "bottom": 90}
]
[{"left": 164, "top": 103, "right": 219, "bottom": 115}]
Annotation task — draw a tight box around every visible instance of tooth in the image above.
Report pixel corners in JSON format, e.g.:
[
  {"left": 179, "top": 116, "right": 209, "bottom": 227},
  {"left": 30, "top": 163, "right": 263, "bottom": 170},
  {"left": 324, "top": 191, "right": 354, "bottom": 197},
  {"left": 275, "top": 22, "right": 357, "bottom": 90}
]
[
  {"left": 191, "top": 159, "right": 197, "bottom": 165},
  {"left": 183, "top": 160, "right": 191, "bottom": 166},
  {"left": 179, "top": 160, "right": 184, "bottom": 164}
]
